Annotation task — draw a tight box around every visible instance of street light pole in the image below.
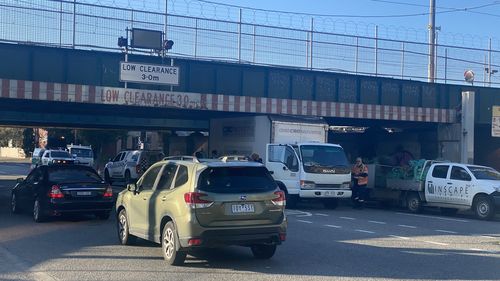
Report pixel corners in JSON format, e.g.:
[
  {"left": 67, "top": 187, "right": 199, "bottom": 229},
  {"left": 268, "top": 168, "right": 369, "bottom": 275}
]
[{"left": 428, "top": 0, "right": 436, "bottom": 83}]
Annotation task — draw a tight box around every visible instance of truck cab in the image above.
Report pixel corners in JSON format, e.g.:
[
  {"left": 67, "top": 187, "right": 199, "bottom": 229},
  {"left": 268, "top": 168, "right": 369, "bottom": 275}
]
[
  {"left": 423, "top": 163, "right": 500, "bottom": 220},
  {"left": 265, "top": 142, "right": 352, "bottom": 208}
]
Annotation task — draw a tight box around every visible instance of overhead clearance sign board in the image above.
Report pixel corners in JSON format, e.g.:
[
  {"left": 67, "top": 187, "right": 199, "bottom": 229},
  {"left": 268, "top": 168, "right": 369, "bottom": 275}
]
[
  {"left": 492, "top": 105, "right": 500, "bottom": 137},
  {"left": 120, "top": 62, "right": 179, "bottom": 86}
]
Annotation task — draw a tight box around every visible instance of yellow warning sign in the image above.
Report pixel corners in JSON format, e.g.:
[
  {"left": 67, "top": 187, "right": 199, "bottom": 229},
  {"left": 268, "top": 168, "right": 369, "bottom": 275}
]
[{"left": 493, "top": 106, "right": 500, "bottom": 137}]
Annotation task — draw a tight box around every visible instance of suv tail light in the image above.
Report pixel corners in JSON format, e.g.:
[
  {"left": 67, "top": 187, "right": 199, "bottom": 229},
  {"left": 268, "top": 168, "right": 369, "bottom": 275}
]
[
  {"left": 272, "top": 190, "right": 286, "bottom": 206},
  {"left": 135, "top": 164, "right": 141, "bottom": 174},
  {"left": 184, "top": 192, "right": 213, "bottom": 209},
  {"left": 48, "top": 185, "right": 64, "bottom": 199},
  {"left": 103, "top": 186, "right": 113, "bottom": 197}
]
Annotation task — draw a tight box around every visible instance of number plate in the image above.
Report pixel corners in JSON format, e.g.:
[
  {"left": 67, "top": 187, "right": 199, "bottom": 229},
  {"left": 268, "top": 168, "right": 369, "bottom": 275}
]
[
  {"left": 76, "top": 191, "right": 92, "bottom": 196},
  {"left": 231, "top": 203, "right": 255, "bottom": 214}
]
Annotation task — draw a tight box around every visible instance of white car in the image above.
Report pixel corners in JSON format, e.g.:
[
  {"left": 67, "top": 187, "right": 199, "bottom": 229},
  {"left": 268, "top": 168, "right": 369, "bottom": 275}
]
[
  {"left": 40, "top": 150, "right": 75, "bottom": 166},
  {"left": 104, "top": 150, "right": 164, "bottom": 184}
]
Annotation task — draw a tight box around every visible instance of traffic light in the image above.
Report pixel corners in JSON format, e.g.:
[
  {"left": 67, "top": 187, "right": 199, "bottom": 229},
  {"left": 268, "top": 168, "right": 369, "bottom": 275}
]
[
  {"left": 163, "top": 40, "right": 174, "bottom": 50},
  {"left": 117, "top": 36, "right": 128, "bottom": 48}
]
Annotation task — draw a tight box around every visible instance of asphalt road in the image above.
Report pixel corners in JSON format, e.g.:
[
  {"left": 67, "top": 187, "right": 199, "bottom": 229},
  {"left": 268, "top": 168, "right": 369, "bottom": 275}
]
[{"left": 0, "top": 161, "right": 499, "bottom": 281}]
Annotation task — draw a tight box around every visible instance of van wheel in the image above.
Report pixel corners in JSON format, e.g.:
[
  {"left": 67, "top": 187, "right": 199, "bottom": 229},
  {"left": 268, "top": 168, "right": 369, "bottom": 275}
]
[
  {"left": 162, "top": 221, "right": 186, "bottom": 266},
  {"left": 323, "top": 198, "right": 338, "bottom": 209},
  {"left": 251, "top": 244, "right": 277, "bottom": 259},
  {"left": 406, "top": 193, "right": 422, "bottom": 213},
  {"left": 104, "top": 169, "right": 113, "bottom": 185},
  {"left": 473, "top": 195, "right": 495, "bottom": 220},
  {"left": 440, "top": 207, "right": 458, "bottom": 216},
  {"left": 286, "top": 194, "right": 299, "bottom": 209}
]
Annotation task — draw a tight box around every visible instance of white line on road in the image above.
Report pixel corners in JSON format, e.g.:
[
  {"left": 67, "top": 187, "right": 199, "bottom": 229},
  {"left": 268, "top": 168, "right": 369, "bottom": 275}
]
[
  {"left": 315, "top": 213, "right": 329, "bottom": 216},
  {"left": 469, "top": 248, "right": 483, "bottom": 251},
  {"left": 340, "top": 216, "right": 355, "bottom": 220},
  {"left": 396, "top": 212, "right": 469, "bottom": 223},
  {"left": 398, "top": 224, "right": 417, "bottom": 229},
  {"left": 479, "top": 235, "right": 496, "bottom": 239},
  {"left": 297, "top": 220, "right": 313, "bottom": 224},
  {"left": 423, "top": 240, "right": 449, "bottom": 246},
  {"left": 355, "top": 229, "right": 376, "bottom": 234},
  {"left": 368, "top": 220, "right": 386, "bottom": 224},
  {"left": 389, "top": 235, "right": 410, "bottom": 240},
  {"left": 325, "top": 224, "right": 342, "bottom": 228},
  {"left": 435, "top": 230, "right": 457, "bottom": 234}
]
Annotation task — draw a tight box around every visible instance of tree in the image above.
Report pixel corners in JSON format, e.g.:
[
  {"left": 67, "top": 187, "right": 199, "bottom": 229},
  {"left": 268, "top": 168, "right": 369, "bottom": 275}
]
[
  {"left": 22, "top": 128, "right": 35, "bottom": 156},
  {"left": 0, "top": 127, "right": 24, "bottom": 147}
]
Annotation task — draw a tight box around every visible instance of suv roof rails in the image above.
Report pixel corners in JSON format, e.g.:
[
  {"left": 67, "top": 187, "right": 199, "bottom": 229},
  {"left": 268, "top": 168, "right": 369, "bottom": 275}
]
[{"left": 164, "top": 156, "right": 200, "bottom": 163}]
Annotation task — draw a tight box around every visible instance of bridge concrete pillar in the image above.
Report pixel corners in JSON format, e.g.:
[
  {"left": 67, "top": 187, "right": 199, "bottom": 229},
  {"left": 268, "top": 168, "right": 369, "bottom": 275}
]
[{"left": 460, "top": 91, "right": 475, "bottom": 164}]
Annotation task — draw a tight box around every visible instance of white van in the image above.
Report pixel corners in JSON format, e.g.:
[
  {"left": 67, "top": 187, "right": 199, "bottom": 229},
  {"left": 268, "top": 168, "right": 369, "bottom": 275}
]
[{"left": 67, "top": 144, "right": 94, "bottom": 167}]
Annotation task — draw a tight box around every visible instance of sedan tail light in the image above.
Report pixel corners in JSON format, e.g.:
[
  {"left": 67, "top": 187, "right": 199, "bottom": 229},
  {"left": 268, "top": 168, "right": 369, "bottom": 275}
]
[
  {"left": 48, "top": 185, "right": 64, "bottom": 199},
  {"left": 103, "top": 186, "right": 113, "bottom": 197},
  {"left": 184, "top": 192, "right": 213, "bottom": 209},
  {"left": 272, "top": 190, "right": 286, "bottom": 206}
]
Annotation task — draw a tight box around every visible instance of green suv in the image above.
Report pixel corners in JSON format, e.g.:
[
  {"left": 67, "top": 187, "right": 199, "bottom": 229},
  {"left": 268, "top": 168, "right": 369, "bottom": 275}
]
[{"left": 115, "top": 159, "right": 287, "bottom": 265}]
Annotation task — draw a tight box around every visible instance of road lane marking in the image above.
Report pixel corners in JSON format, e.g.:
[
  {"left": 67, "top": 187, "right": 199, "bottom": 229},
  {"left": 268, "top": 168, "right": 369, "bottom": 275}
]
[
  {"left": 389, "top": 235, "right": 410, "bottom": 240},
  {"left": 325, "top": 224, "right": 342, "bottom": 228},
  {"left": 297, "top": 220, "right": 313, "bottom": 224},
  {"left": 469, "top": 248, "right": 482, "bottom": 251},
  {"left": 435, "top": 230, "right": 457, "bottom": 234},
  {"left": 368, "top": 220, "right": 386, "bottom": 224},
  {"left": 315, "top": 213, "right": 329, "bottom": 216},
  {"left": 479, "top": 235, "right": 495, "bottom": 239},
  {"left": 396, "top": 212, "right": 469, "bottom": 223},
  {"left": 423, "top": 240, "right": 449, "bottom": 246},
  {"left": 398, "top": 224, "right": 416, "bottom": 229},
  {"left": 355, "top": 229, "right": 375, "bottom": 234},
  {"left": 340, "top": 216, "right": 355, "bottom": 220}
]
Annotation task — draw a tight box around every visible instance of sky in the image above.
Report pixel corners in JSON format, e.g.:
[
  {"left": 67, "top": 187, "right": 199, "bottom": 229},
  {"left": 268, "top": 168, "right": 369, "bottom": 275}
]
[{"left": 197, "top": 0, "right": 500, "bottom": 41}]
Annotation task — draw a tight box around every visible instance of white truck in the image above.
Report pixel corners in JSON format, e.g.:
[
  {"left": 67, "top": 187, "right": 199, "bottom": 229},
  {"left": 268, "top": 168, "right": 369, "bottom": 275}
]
[
  {"left": 67, "top": 144, "right": 94, "bottom": 167},
  {"left": 369, "top": 161, "right": 500, "bottom": 220},
  {"left": 209, "top": 115, "right": 352, "bottom": 208}
]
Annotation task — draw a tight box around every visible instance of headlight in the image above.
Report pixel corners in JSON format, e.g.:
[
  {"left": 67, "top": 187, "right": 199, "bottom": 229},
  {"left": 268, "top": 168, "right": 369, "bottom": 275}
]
[
  {"left": 300, "top": 180, "right": 316, "bottom": 189},
  {"left": 341, "top": 182, "right": 351, "bottom": 189}
]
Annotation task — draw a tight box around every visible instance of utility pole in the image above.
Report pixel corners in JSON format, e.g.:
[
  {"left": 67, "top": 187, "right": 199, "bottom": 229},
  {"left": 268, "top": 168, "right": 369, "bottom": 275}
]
[{"left": 428, "top": 0, "right": 436, "bottom": 83}]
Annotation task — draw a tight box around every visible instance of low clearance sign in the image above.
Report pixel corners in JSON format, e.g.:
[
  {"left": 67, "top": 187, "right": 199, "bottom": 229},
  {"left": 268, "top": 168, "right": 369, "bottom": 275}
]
[
  {"left": 120, "top": 62, "right": 179, "bottom": 86},
  {"left": 98, "top": 87, "right": 203, "bottom": 109}
]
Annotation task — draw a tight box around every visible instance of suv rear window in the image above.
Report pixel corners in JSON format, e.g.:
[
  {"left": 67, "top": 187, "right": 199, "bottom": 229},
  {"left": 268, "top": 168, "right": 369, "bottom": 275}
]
[{"left": 197, "top": 166, "right": 277, "bottom": 193}]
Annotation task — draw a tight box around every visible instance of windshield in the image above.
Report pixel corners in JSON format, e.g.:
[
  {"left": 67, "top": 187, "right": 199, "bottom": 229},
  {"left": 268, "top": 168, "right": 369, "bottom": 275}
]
[
  {"left": 71, "top": 148, "right": 93, "bottom": 158},
  {"left": 197, "top": 167, "right": 277, "bottom": 193},
  {"left": 467, "top": 166, "right": 500, "bottom": 180},
  {"left": 300, "top": 145, "right": 349, "bottom": 168},
  {"left": 48, "top": 167, "right": 102, "bottom": 183},
  {"left": 51, "top": 151, "right": 72, "bottom": 158}
]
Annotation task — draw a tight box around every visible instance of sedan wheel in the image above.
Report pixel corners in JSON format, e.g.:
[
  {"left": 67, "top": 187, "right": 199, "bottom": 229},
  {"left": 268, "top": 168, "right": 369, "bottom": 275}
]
[
  {"left": 117, "top": 209, "right": 135, "bottom": 245},
  {"left": 11, "top": 193, "right": 20, "bottom": 214},
  {"left": 162, "top": 221, "right": 186, "bottom": 266},
  {"left": 33, "top": 198, "right": 46, "bottom": 223}
]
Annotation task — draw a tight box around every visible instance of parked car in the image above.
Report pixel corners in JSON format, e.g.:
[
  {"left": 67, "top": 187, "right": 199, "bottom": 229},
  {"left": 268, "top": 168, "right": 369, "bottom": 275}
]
[
  {"left": 11, "top": 165, "right": 114, "bottom": 222},
  {"left": 40, "top": 150, "right": 75, "bottom": 166},
  {"left": 104, "top": 150, "right": 164, "bottom": 184},
  {"left": 30, "top": 148, "right": 45, "bottom": 169},
  {"left": 115, "top": 159, "right": 287, "bottom": 265},
  {"left": 67, "top": 144, "right": 94, "bottom": 167}
]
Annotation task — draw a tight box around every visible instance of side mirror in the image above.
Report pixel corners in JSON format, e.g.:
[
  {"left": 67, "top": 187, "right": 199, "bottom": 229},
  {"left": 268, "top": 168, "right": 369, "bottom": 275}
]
[
  {"left": 282, "top": 166, "right": 288, "bottom": 171},
  {"left": 16, "top": 178, "right": 24, "bottom": 184}
]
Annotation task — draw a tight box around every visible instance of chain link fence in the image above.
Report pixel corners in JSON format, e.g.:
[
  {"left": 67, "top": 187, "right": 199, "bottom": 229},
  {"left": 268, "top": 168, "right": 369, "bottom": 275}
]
[{"left": 1, "top": 0, "right": 499, "bottom": 86}]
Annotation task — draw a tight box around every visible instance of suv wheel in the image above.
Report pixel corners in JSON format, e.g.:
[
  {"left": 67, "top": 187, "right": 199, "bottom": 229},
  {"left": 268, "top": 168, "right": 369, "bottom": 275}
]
[
  {"left": 33, "top": 198, "right": 46, "bottom": 223},
  {"left": 117, "top": 209, "right": 135, "bottom": 245},
  {"left": 11, "top": 193, "right": 20, "bottom": 214},
  {"left": 251, "top": 244, "right": 277, "bottom": 259},
  {"left": 162, "top": 221, "right": 186, "bottom": 265},
  {"left": 104, "top": 169, "right": 113, "bottom": 185}
]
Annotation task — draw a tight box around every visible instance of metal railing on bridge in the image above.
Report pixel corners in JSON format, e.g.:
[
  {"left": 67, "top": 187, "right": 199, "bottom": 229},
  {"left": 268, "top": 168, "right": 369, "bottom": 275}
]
[{"left": 1, "top": 0, "right": 499, "bottom": 87}]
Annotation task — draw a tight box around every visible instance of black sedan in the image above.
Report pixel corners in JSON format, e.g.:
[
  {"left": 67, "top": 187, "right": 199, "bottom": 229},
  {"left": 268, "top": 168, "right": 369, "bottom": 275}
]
[{"left": 11, "top": 165, "right": 114, "bottom": 222}]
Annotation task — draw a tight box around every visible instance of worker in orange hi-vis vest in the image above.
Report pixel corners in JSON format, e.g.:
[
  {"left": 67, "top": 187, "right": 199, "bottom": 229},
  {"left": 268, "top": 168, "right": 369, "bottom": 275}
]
[{"left": 351, "top": 157, "right": 369, "bottom": 209}]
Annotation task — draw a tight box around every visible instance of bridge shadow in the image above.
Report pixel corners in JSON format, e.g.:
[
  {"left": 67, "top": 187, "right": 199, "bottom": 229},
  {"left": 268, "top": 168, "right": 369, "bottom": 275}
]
[{"left": 0, "top": 184, "right": 499, "bottom": 280}]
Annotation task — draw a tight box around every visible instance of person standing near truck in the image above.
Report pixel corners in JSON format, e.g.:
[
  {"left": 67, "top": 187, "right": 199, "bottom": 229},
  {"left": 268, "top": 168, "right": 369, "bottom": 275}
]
[{"left": 352, "top": 157, "right": 369, "bottom": 208}]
